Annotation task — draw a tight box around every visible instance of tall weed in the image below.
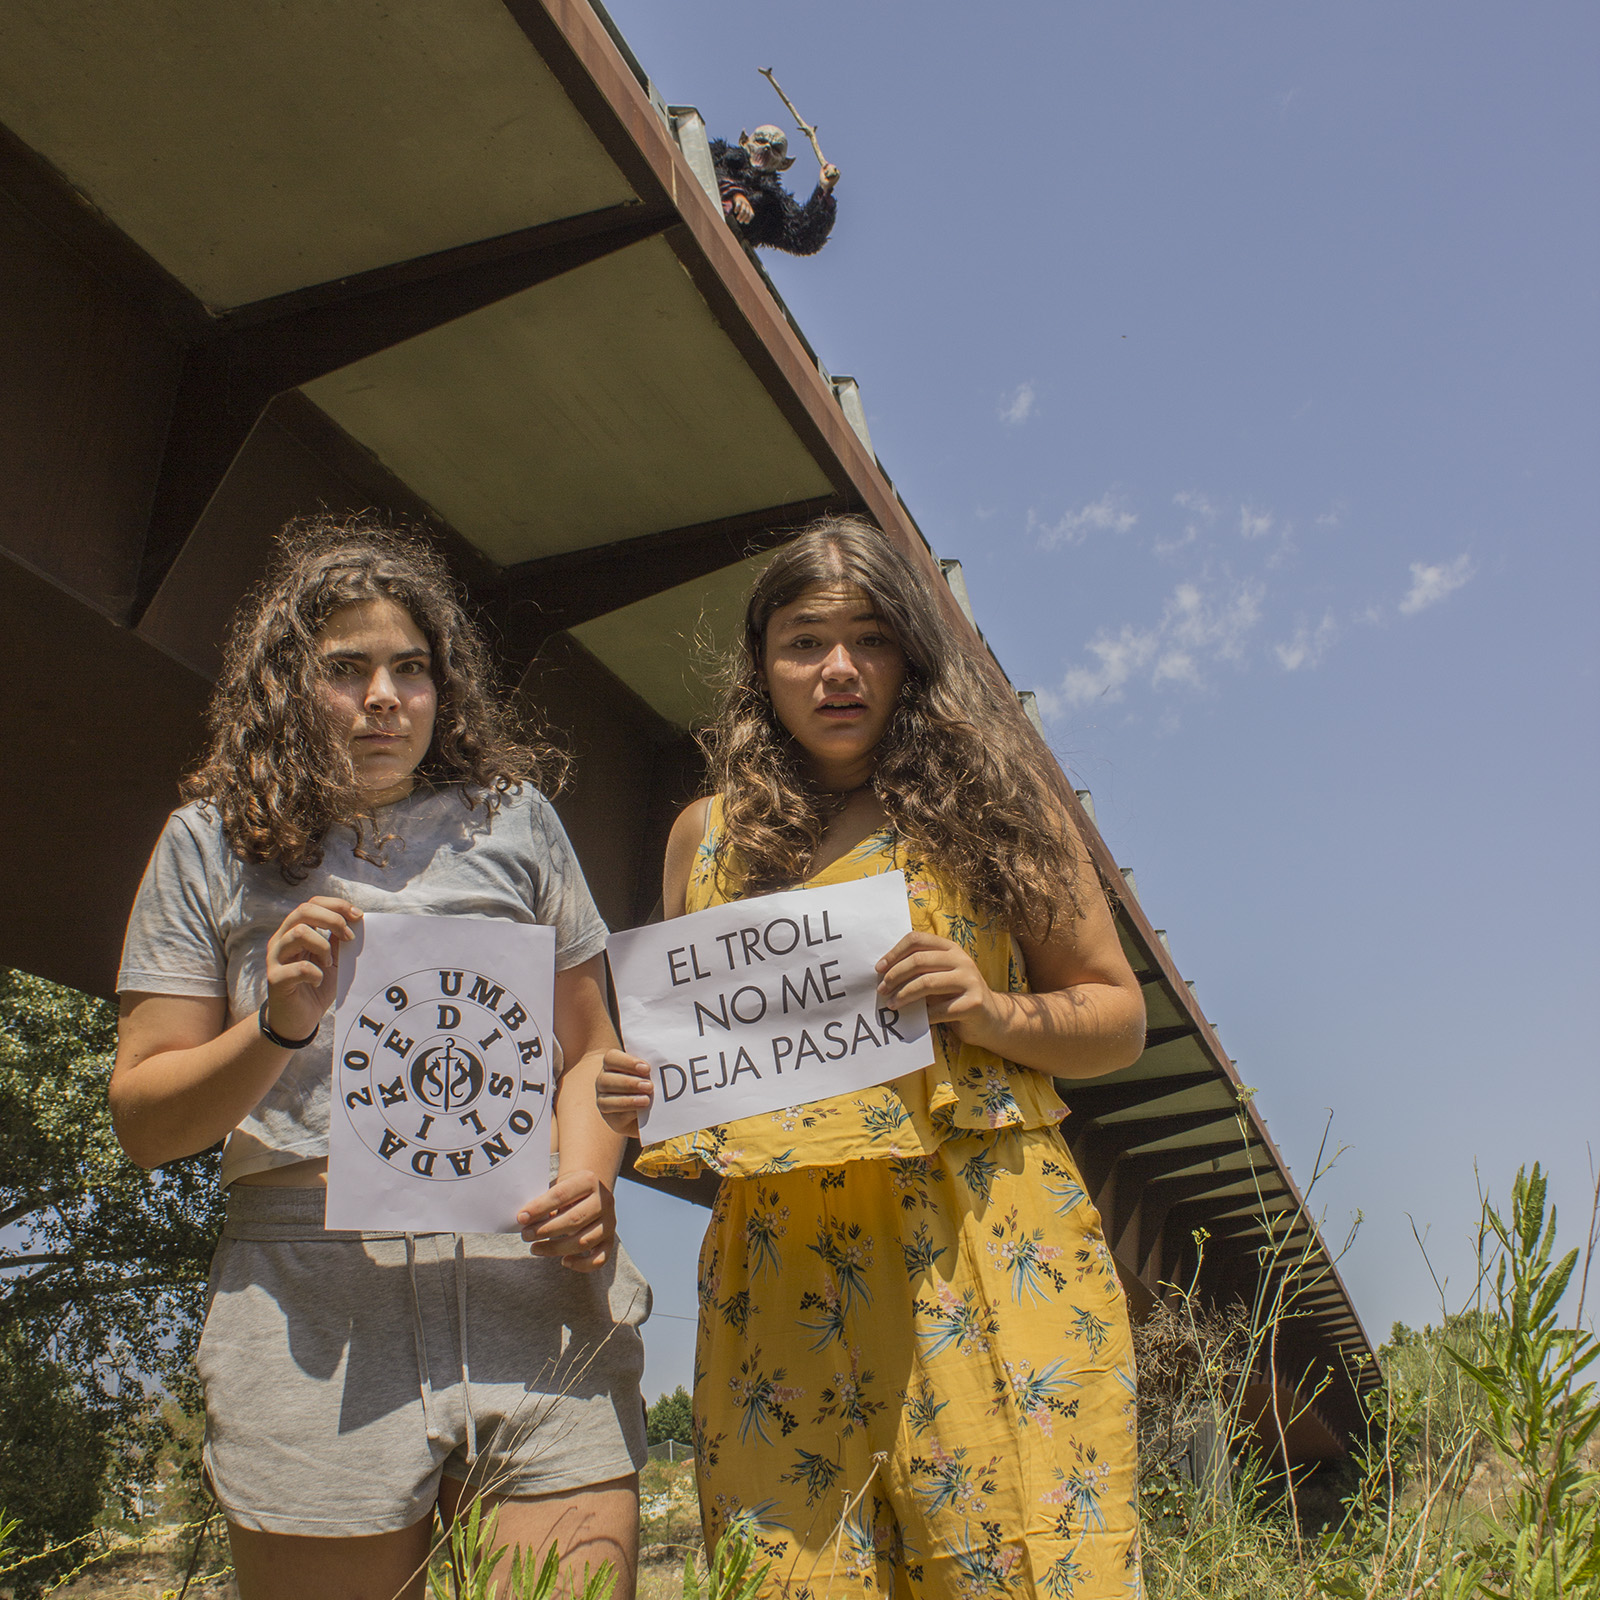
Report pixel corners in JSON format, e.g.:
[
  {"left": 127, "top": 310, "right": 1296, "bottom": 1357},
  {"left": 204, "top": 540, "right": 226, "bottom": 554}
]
[
  {"left": 426, "top": 1496, "right": 617, "bottom": 1600},
  {"left": 424, "top": 1499, "right": 770, "bottom": 1600},
  {"left": 1448, "top": 1165, "right": 1600, "bottom": 1596},
  {"left": 1140, "top": 1148, "right": 1598, "bottom": 1600}
]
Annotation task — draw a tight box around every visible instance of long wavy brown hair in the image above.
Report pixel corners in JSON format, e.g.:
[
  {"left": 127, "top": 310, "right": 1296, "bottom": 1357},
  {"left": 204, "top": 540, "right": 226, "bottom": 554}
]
[
  {"left": 702, "top": 516, "right": 1085, "bottom": 933},
  {"left": 181, "top": 513, "right": 567, "bottom": 880}
]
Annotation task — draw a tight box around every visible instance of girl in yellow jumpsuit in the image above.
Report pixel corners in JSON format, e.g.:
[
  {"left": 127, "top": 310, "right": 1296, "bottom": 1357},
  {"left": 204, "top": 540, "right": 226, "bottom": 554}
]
[{"left": 601, "top": 519, "right": 1146, "bottom": 1598}]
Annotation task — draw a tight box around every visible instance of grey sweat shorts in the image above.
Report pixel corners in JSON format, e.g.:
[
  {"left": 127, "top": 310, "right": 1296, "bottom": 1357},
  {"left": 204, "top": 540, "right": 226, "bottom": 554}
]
[{"left": 196, "top": 1186, "right": 650, "bottom": 1537}]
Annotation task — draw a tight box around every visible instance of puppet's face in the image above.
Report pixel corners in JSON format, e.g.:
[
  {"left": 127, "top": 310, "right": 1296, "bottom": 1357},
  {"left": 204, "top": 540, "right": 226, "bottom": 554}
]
[{"left": 741, "top": 125, "right": 796, "bottom": 172}]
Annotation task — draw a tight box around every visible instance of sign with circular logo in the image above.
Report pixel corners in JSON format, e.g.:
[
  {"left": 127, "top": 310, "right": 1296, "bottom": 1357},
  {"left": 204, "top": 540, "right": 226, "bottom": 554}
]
[{"left": 339, "top": 966, "right": 551, "bottom": 1182}]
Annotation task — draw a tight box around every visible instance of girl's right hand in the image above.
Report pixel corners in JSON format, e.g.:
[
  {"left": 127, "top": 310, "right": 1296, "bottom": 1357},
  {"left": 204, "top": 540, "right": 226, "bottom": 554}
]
[
  {"left": 596, "top": 1049, "right": 655, "bottom": 1137},
  {"left": 263, "top": 898, "right": 362, "bottom": 1043}
]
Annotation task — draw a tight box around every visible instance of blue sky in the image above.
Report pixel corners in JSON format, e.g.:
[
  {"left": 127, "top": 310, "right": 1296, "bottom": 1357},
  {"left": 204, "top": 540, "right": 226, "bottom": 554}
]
[{"left": 608, "top": 0, "right": 1600, "bottom": 1403}]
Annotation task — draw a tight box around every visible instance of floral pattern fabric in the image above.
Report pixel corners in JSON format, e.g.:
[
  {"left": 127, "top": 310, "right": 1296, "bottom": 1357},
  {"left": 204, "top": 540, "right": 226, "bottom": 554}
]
[
  {"left": 692, "top": 1128, "right": 1141, "bottom": 1597},
  {"left": 632, "top": 799, "right": 1070, "bottom": 1181}
]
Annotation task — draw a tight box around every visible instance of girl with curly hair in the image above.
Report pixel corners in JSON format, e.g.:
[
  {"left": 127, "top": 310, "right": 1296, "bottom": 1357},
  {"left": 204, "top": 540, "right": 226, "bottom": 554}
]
[
  {"left": 111, "top": 517, "right": 648, "bottom": 1599},
  {"left": 599, "top": 517, "right": 1147, "bottom": 1598}
]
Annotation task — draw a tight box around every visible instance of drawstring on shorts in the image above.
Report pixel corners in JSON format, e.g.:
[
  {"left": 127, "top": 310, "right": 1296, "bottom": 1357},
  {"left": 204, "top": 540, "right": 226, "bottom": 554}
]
[
  {"left": 211, "top": 1184, "right": 649, "bottom": 1518},
  {"left": 456, "top": 1234, "right": 477, "bottom": 1464},
  {"left": 404, "top": 1232, "right": 477, "bottom": 1464},
  {"left": 405, "top": 1233, "right": 440, "bottom": 1444}
]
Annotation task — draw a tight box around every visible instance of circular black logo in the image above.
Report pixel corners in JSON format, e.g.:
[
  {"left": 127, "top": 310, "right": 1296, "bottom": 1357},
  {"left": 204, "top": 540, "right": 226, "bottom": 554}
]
[
  {"left": 409, "top": 1039, "right": 485, "bottom": 1112},
  {"left": 337, "top": 967, "right": 551, "bottom": 1181}
]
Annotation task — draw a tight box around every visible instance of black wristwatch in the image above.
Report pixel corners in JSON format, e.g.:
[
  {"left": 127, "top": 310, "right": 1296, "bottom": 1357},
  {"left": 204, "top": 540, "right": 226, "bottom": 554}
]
[{"left": 258, "top": 999, "right": 321, "bottom": 1050}]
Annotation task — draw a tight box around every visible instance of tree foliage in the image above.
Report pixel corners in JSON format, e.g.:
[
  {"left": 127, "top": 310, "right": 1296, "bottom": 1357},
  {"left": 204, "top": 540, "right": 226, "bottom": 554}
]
[
  {"left": 647, "top": 1385, "right": 695, "bottom": 1447},
  {"left": 0, "top": 969, "right": 224, "bottom": 1590},
  {"left": 0, "top": 1329, "right": 109, "bottom": 1596}
]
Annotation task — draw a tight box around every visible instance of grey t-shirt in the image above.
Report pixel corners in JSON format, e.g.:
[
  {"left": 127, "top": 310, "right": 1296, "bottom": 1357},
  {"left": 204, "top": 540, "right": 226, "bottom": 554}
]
[{"left": 118, "top": 786, "right": 609, "bottom": 1186}]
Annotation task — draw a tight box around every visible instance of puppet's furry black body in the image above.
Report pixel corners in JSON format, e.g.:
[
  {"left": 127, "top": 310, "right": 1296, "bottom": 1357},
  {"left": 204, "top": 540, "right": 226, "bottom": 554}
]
[{"left": 710, "top": 138, "right": 836, "bottom": 255}]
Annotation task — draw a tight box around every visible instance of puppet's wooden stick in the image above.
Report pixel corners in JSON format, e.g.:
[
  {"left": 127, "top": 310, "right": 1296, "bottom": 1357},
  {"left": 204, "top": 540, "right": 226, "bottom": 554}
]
[{"left": 759, "top": 67, "right": 829, "bottom": 170}]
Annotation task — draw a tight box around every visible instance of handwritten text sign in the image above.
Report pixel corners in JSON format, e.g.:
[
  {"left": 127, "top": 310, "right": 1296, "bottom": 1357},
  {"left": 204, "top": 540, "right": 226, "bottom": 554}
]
[
  {"left": 607, "top": 871, "right": 932, "bottom": 1143},
  {"left": 326, "top": 913, "right": 556, "bottom": 1232}
]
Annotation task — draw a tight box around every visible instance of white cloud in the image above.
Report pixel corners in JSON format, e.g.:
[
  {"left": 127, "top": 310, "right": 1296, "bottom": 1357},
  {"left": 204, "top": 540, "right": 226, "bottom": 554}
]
[
  {"left": 1399, "top": 553, "right": 1475, "bottom": 616},
  {"left": 1164, "top": 578, "right": 1263, "bottom": 663},
  {"left": 1153, "top": 525, "right": 1199, "bottom": 558},
  {"left": 1275, "top": 611, "right": 1338, "bottom": 671},
  {"left": 1157, "top": 490, "right": 1217, "bottom": 557},
  {"left": 1056, "top": 623, "right": 1159, "bottom": 705},
  {"left": 1173, "top": 490, "right": 1219, "bottom": 521},
  {"left": 1239, "top": 504, "right": 1275, "bottom": 540},
  {"left": 999, "top": 381, "right": 1036, "bottom": 425},
  {"left": 1029, "top": 493, "right": 1137, "bottom": 548},
  {"left": 1051, "top": 578, "right": 1265, "bottom": 707}
]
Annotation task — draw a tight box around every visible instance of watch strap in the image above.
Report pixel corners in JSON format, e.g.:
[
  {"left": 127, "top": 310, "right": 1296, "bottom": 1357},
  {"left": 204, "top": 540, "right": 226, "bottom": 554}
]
[{"left": 258, "top": 998, "right": 322, "bottom": 1050}]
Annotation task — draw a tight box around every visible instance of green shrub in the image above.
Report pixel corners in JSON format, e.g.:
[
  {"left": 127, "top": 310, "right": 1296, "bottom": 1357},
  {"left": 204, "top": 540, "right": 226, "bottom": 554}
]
[
  {"left": 0, "top": 1329, "right": 110, "bottom": 1597},
  {"left": 648, "top": 1385, "right": 695, "bottom": 1448},
  {"left": 1449, "top": 1165, "right": 1599, "bottom": 1596},
  {"left": 1138, "top": 1148, "right": 1597, "bottom": 1600}
]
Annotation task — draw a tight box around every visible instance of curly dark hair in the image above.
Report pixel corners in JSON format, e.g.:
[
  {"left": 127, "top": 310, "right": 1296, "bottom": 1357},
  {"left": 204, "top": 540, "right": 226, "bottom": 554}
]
[
  {"left": 701, "top": 516, "right": 1084, "bottom": 934},
  {"left": 180, "top": 513, "right": 567, "bottom": 880}
]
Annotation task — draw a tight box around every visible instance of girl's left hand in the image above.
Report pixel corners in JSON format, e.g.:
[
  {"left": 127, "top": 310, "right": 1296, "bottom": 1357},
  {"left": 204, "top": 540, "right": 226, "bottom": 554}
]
[
  {"left": 596, "top": 1049, "right": 654, "bottom": 1138},
  {"left": 876, "top": 932, "right": 997, "bottom": 1036},
  {"left": 518, "top": 1170, "right": 615, "bottom": 1271}
]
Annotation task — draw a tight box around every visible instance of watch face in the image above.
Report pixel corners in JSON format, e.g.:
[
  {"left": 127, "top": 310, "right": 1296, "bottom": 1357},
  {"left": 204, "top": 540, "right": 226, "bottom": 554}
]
[{"left": 337, "top": 967, "right": 551, "bottom": 1182}]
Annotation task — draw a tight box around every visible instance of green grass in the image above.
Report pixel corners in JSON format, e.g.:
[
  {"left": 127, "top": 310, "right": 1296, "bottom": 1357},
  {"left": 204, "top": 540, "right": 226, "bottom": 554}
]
[
  {"left": 1137, "top": 1160, "right": 1599, "bottom": 1600},
  {"left": 8, "top": 1162, "right": 1595, "bottom": 1600}
]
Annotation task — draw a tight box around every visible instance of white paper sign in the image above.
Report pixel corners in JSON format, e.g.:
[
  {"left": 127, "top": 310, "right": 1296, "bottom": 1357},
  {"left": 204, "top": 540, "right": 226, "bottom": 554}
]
[
  {"left": 607, "top": 871, "right": 933, "bottom": 1143},
  {"left": 326, "top": 913, "right": 556, "bottom": 1232}
]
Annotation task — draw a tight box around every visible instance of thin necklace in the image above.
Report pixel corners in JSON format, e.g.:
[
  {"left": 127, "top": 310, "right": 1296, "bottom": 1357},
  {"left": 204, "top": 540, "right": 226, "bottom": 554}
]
[{"left": 814, "top": 784, "right": 880, "bottom": 831}]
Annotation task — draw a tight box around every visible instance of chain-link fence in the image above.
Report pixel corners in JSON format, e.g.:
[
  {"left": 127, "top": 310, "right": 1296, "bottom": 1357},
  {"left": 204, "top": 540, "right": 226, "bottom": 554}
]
[{"left": 645, "top": 1438, "right": 694, "bottom": 1464}]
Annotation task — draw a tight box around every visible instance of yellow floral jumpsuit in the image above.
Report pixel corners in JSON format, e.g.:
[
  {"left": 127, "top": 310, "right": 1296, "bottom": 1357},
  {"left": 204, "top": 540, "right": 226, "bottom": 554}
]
[{"left": 635, "top": 801, "right": 1140, "bottom": 1598}]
